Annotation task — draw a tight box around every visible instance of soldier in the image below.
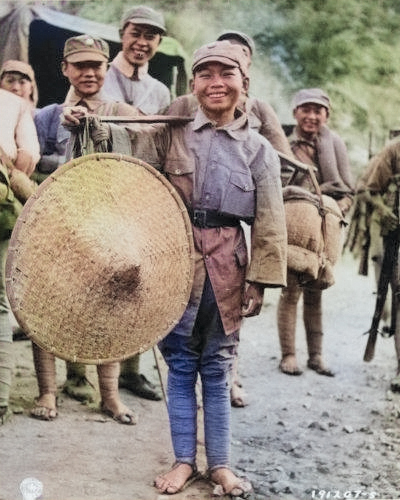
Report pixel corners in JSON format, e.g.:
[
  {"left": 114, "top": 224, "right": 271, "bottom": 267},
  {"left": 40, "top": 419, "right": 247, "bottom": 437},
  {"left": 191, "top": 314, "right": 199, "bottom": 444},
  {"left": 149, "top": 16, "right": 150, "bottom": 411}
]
[
  {"left": 167, "top": 29, "right": 293, "bottom": 408},
  {"left": 63, "top": 39, "right": 287, "bottom": 497},
  {"left": 278, "top": 88, "right": 355, "bottom": 376},
  {"left": 364, "top": 136, "right": 400, "bottom": 391},
  {"left": 0, "top": 88, "right": 40, "bottom": 424},
  {"left": 29, "top": 34, "right": 141, "bottom": 424}
]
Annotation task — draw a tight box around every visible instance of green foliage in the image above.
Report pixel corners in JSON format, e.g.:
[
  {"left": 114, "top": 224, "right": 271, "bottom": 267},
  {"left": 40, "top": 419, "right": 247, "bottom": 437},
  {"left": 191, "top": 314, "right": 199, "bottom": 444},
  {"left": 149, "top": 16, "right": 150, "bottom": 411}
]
[{"left": 56, "top": 0, "right": 400, "bottom": 173}]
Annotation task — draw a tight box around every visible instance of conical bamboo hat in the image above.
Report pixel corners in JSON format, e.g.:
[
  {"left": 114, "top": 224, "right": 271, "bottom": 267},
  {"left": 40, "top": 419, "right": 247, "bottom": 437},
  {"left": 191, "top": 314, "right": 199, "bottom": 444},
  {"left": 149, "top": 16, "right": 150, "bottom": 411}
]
[{"left": 6, "top": 153, "right": 194, "bottom": 364}]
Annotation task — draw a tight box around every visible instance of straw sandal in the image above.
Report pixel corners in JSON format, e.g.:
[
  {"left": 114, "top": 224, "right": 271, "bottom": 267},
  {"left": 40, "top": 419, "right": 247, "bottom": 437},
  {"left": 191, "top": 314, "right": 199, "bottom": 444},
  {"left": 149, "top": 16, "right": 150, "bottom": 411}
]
[
  {"left": 154, "top": 461, "right": 200, "bottom": 494},
  {"left": 207, "top": 467, "right": 252, "bottom": 498},
  {"left": 279, "top": 355, "right": 303, "bottom": 376},
  {"left": 307, "top": 360, "right": 335, "bottom": 377},
  {"left": 62, "top": 375, "right": 96, "bottom": 403},
  {"left": 30, "top": 405, "right": 58, "bottom": 421},
  {"left": 30, "top": 395, "right": 58, "bottom": 421},
  {"left": 100, "top": 402, "right": 137, "bottom": 425}
]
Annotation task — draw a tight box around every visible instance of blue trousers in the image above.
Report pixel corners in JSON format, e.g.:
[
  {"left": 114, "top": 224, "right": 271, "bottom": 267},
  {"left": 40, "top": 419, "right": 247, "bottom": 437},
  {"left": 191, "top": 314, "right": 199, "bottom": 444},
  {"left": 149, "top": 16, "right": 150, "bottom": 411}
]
[{"left": 158, "top": 275, "right": 239, "bottom": 469}]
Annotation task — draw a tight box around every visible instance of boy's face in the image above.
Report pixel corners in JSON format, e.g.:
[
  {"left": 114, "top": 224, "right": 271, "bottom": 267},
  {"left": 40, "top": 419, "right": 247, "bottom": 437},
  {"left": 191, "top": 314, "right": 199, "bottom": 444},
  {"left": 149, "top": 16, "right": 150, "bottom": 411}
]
[
  {"left": 120, "top": 23, "right": 162, "bottom": 66},
  {"left": 0, "top": 72, "right": 33, "bottom": 103},
  {"left": 191, "top": 62, "right": 247, "bottom": 124},
  {"left": 293, "top": 103, "right": 329, "bottom": 137},
  {"left": 62, "top": 61, "right": 107, "bottom": 97}
]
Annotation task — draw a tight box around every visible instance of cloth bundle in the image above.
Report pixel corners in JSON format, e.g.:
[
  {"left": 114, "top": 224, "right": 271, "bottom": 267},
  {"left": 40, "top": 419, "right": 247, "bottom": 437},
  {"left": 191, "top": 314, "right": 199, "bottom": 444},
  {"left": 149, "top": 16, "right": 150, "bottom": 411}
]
[{"left": 283, "top": 185, "right": 345, "bottom": 288}]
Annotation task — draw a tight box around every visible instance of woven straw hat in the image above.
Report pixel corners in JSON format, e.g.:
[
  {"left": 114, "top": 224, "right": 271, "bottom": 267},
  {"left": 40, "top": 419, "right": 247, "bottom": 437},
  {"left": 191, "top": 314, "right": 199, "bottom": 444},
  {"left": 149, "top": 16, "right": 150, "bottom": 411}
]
[{"left": 6, "top": 153, "right": 194, "bottom": 364}]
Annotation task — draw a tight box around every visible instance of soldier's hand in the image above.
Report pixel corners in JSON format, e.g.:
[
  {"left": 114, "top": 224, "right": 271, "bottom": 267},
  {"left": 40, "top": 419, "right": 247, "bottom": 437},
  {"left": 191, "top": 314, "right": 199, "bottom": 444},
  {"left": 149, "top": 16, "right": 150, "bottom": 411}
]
[
  {"left": 379, "top": 206, "right": 398, "bottom": 235},
  {"left": 370, "top": 193, "right": 399, "bottom": 235},
  {"left": 241, "top": 282, "right": 264, "bottom": 317},
  {"left": 61, "top": 105, "right": 88, "bottom": 127}
]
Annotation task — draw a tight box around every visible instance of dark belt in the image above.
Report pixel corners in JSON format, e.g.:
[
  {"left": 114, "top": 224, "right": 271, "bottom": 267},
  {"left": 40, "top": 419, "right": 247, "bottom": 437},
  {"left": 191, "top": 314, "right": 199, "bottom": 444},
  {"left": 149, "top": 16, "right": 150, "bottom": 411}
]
[{"left": 189, "top": 209, "right": 240, "bottom": 228}]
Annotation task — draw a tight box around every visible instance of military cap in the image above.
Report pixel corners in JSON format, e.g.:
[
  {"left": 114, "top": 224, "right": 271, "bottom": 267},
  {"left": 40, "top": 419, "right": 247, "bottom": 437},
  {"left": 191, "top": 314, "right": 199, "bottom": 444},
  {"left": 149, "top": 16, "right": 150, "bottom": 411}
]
[
  {"left": 0, "top": 60, "right": 35, "bottom": 82},
  {"left": 120, "top": 5, "right": 166, "bottom": 34},
  {"left": 192, "top": 41, "right": 248, "bottom": 76},
  {"left": 63, "top": 35, "right": 109, "bottom": 63},
  {"left": 292, "top": 88, "right": 331, "bottom": 111},
  {"left": 217, "top": 30, "right": 255, "bottom": 55}
]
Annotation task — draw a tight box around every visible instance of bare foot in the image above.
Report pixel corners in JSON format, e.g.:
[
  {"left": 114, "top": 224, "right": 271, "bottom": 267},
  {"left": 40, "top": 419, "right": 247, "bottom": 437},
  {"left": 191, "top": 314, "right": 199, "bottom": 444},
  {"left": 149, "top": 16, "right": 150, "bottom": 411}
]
[
  {"left": 307, "top": 357, "right": 335, "bottom": 377},
  {"left": 30, "top": 393, "right": 57, "bottom": 421},
  {"left": 209, "top": 467, "right": 252, "bottom": 496},
  {"left": 154, "top": 462, "right": 197, "bottom": 494},
  {"left": 230, "top": 380, "right": 248, "bottom": 407},
  {"left": 100, "top": 399, "right": 137, "bottom": 425},
  {"left": 279, "top": 355, "right": 302, "bottom": 375}
]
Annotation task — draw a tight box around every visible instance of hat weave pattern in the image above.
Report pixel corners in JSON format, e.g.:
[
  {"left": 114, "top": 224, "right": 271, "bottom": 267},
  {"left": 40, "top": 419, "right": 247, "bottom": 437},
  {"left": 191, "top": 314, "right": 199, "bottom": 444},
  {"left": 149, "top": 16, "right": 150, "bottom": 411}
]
[{"left": 6, "top": 153, "right": 194, "bottom": 364}]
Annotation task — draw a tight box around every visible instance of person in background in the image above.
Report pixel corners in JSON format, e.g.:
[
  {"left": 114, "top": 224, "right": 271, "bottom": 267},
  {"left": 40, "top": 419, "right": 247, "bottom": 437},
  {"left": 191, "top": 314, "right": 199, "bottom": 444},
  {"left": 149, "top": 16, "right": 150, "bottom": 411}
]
[
  {"left": 1, "top": 60, "right": 41, "bottom": 343},
  {"left": 278, "top": 88, "right": 354, "bottom": 377},
  {"left": 0, "top": 60, "right": 38, "bottom": 114},
  {"left": 103, "top": 4, "right": 170, "bottom": 115},
  {"left": 0, "top": 87, "right": 40, "bottom": 424},
  {"left": 363, "top": 136, "right": 400, "bottom": 392},
  {"left": 103, "top": 5, "right": 170, "bottom": 401},
  {"left": 168, "top": 29, "right": 293, "bottom": 408},
  {"left": 29, "top": 34, "right": 140, "bottom": 424}
]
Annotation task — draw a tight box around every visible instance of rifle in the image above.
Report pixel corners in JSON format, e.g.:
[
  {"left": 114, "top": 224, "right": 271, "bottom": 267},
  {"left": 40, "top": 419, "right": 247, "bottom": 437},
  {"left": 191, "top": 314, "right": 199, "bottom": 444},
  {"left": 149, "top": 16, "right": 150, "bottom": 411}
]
[{"left": 363, "top": 227, "right": 400, "bottom": 361}]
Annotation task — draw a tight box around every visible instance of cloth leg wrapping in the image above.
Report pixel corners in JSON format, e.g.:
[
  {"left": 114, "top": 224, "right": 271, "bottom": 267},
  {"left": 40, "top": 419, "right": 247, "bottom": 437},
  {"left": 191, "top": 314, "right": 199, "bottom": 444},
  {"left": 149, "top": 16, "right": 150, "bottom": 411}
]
[
  {"left": 120, "top": 354, "right": 140, "bottom": 377},
  {"left": 277, "top": 272, "right": 302, "bottom": 356},
  {"left": 303, "top": 287, "right": 323, "bottom": 359},
  {"left": 0, "top": 340, "right": 13, "bottom": 407},
  {"left": 32, "top": 342, "right": 57, "bottom": 396},
  {"left": 97, "top": 362, "right": 120, "bottom": 405},
  {"left": 66, "top": 360, "right": 86, "bottom": 378}
]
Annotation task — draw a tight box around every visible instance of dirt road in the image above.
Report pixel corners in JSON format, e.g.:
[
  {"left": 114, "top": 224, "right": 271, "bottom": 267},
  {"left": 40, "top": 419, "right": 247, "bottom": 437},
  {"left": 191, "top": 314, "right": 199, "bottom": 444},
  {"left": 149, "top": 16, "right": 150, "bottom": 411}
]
[{"left": 1, "top": 252, "right": 400, "bottom": 500}]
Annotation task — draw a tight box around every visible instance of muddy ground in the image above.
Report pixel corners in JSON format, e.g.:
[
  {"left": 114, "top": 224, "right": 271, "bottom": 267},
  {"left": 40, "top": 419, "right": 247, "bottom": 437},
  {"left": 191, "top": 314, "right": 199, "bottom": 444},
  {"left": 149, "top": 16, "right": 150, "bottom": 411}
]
[{"left": 1, "top": 252, "right": 400, "bottom": 500}]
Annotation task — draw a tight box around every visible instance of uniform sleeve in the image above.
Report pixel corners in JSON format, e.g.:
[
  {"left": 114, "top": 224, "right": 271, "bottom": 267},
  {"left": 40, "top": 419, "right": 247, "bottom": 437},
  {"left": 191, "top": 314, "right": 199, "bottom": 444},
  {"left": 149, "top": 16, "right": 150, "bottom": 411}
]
[
  {"left": 332, "top": 132, "right": 355, "bottom": 193},
  {"left": 251, "top": 99, "right": 293, "bottom": 158},
  {"left": 246, "top": 139, "right": 287, "bottom": 287},
  {"left": 366, "top": 142, "right": 399, "bottom": 193},
  {"left": 15, "top": 103, "right": 40, "bottom": 175}
]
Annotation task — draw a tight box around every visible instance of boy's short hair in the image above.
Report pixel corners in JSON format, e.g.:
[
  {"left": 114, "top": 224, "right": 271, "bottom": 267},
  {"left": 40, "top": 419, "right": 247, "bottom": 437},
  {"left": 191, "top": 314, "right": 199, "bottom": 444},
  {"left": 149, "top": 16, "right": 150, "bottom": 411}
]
[{"left": 192, "top": 41, "right": 248, "bottom": 76}]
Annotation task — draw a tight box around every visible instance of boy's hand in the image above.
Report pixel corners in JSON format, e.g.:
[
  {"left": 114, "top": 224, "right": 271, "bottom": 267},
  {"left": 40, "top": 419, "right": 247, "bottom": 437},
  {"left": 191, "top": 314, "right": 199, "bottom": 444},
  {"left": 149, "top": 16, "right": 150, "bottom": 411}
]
[
  {"left": 241, "top": 282, "right": 264, "bottom": 317},
  {"left": 61, "top": 105, "right": 88, "bottom": 127}
]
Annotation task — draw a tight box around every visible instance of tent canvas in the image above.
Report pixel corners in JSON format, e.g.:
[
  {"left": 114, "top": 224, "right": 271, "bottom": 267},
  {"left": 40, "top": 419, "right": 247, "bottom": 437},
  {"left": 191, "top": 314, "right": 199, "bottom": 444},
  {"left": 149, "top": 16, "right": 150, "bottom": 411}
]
[{"left": 0, "top": 5, "right": 188, "bottom": 107}]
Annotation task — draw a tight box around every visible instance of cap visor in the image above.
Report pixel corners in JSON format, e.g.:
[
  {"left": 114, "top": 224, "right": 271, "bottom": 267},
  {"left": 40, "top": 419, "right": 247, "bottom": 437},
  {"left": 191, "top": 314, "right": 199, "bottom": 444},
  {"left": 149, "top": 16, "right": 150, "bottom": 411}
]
[
  {"left": 126, "top": 18, "right": 165, "bottom": 33},
  {"left": 193, "top": 56, "right": 239, "bottom": 72},
  {"left": 65, "top": 52, "right": 108, "bottom": 63}
]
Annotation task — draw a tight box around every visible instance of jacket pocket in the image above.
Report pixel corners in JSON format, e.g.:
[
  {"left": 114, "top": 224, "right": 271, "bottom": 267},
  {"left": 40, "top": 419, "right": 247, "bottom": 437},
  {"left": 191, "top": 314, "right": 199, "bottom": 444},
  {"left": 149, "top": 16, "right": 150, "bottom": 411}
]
[{"left": 221, "top": 170, "right": 255, "bottom": 219}]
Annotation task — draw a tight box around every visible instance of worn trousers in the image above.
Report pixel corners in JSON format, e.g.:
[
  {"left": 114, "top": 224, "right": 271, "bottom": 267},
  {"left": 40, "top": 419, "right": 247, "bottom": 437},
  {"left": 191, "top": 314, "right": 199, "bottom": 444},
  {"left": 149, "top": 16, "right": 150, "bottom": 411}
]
[{"left": 158, "top": 274, "right": 239, "bottom": 469}]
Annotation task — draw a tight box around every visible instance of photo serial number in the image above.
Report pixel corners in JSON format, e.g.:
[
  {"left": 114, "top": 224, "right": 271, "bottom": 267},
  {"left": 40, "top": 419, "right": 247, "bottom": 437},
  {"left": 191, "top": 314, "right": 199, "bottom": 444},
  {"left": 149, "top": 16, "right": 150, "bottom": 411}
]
[{"left": 311, "top": 491, "right": 378, "bottom": 499}]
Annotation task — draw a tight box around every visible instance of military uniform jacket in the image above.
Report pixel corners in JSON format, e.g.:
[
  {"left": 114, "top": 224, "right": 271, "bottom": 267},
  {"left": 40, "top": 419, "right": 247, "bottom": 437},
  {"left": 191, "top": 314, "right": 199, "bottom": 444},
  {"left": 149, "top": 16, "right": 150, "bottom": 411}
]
[{"left": 127, "top": 108, "right": 287, "bottom": 335}]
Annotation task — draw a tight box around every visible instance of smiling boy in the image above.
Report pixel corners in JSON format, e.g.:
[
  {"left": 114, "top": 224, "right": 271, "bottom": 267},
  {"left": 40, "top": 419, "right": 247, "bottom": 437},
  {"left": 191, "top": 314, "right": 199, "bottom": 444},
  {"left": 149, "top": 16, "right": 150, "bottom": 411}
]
[
  {"left": 103, "top": 5, "right": 170, "bottom": 114},
  {"left": 63, "top": 40, "right": 287, "bottom": 496}
]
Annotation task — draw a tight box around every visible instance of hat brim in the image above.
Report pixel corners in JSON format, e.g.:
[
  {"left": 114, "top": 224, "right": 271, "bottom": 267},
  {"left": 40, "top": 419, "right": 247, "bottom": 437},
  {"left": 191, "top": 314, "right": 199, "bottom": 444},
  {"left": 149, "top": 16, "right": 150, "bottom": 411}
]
[
  {"left": 6, "top": 153, "right": 194, "bottom": 364},
  {"left": 0, "top": 70, "right": 32, "bottom": 81},
  {"left": 65, "top": 51, "right": 108, "bottom": 63},
  {"left": 125, "top": 18, "right": 166, "bottom": 33},
  {"left": 192, "top": 56, "right": 239, "bottom": 73}
]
